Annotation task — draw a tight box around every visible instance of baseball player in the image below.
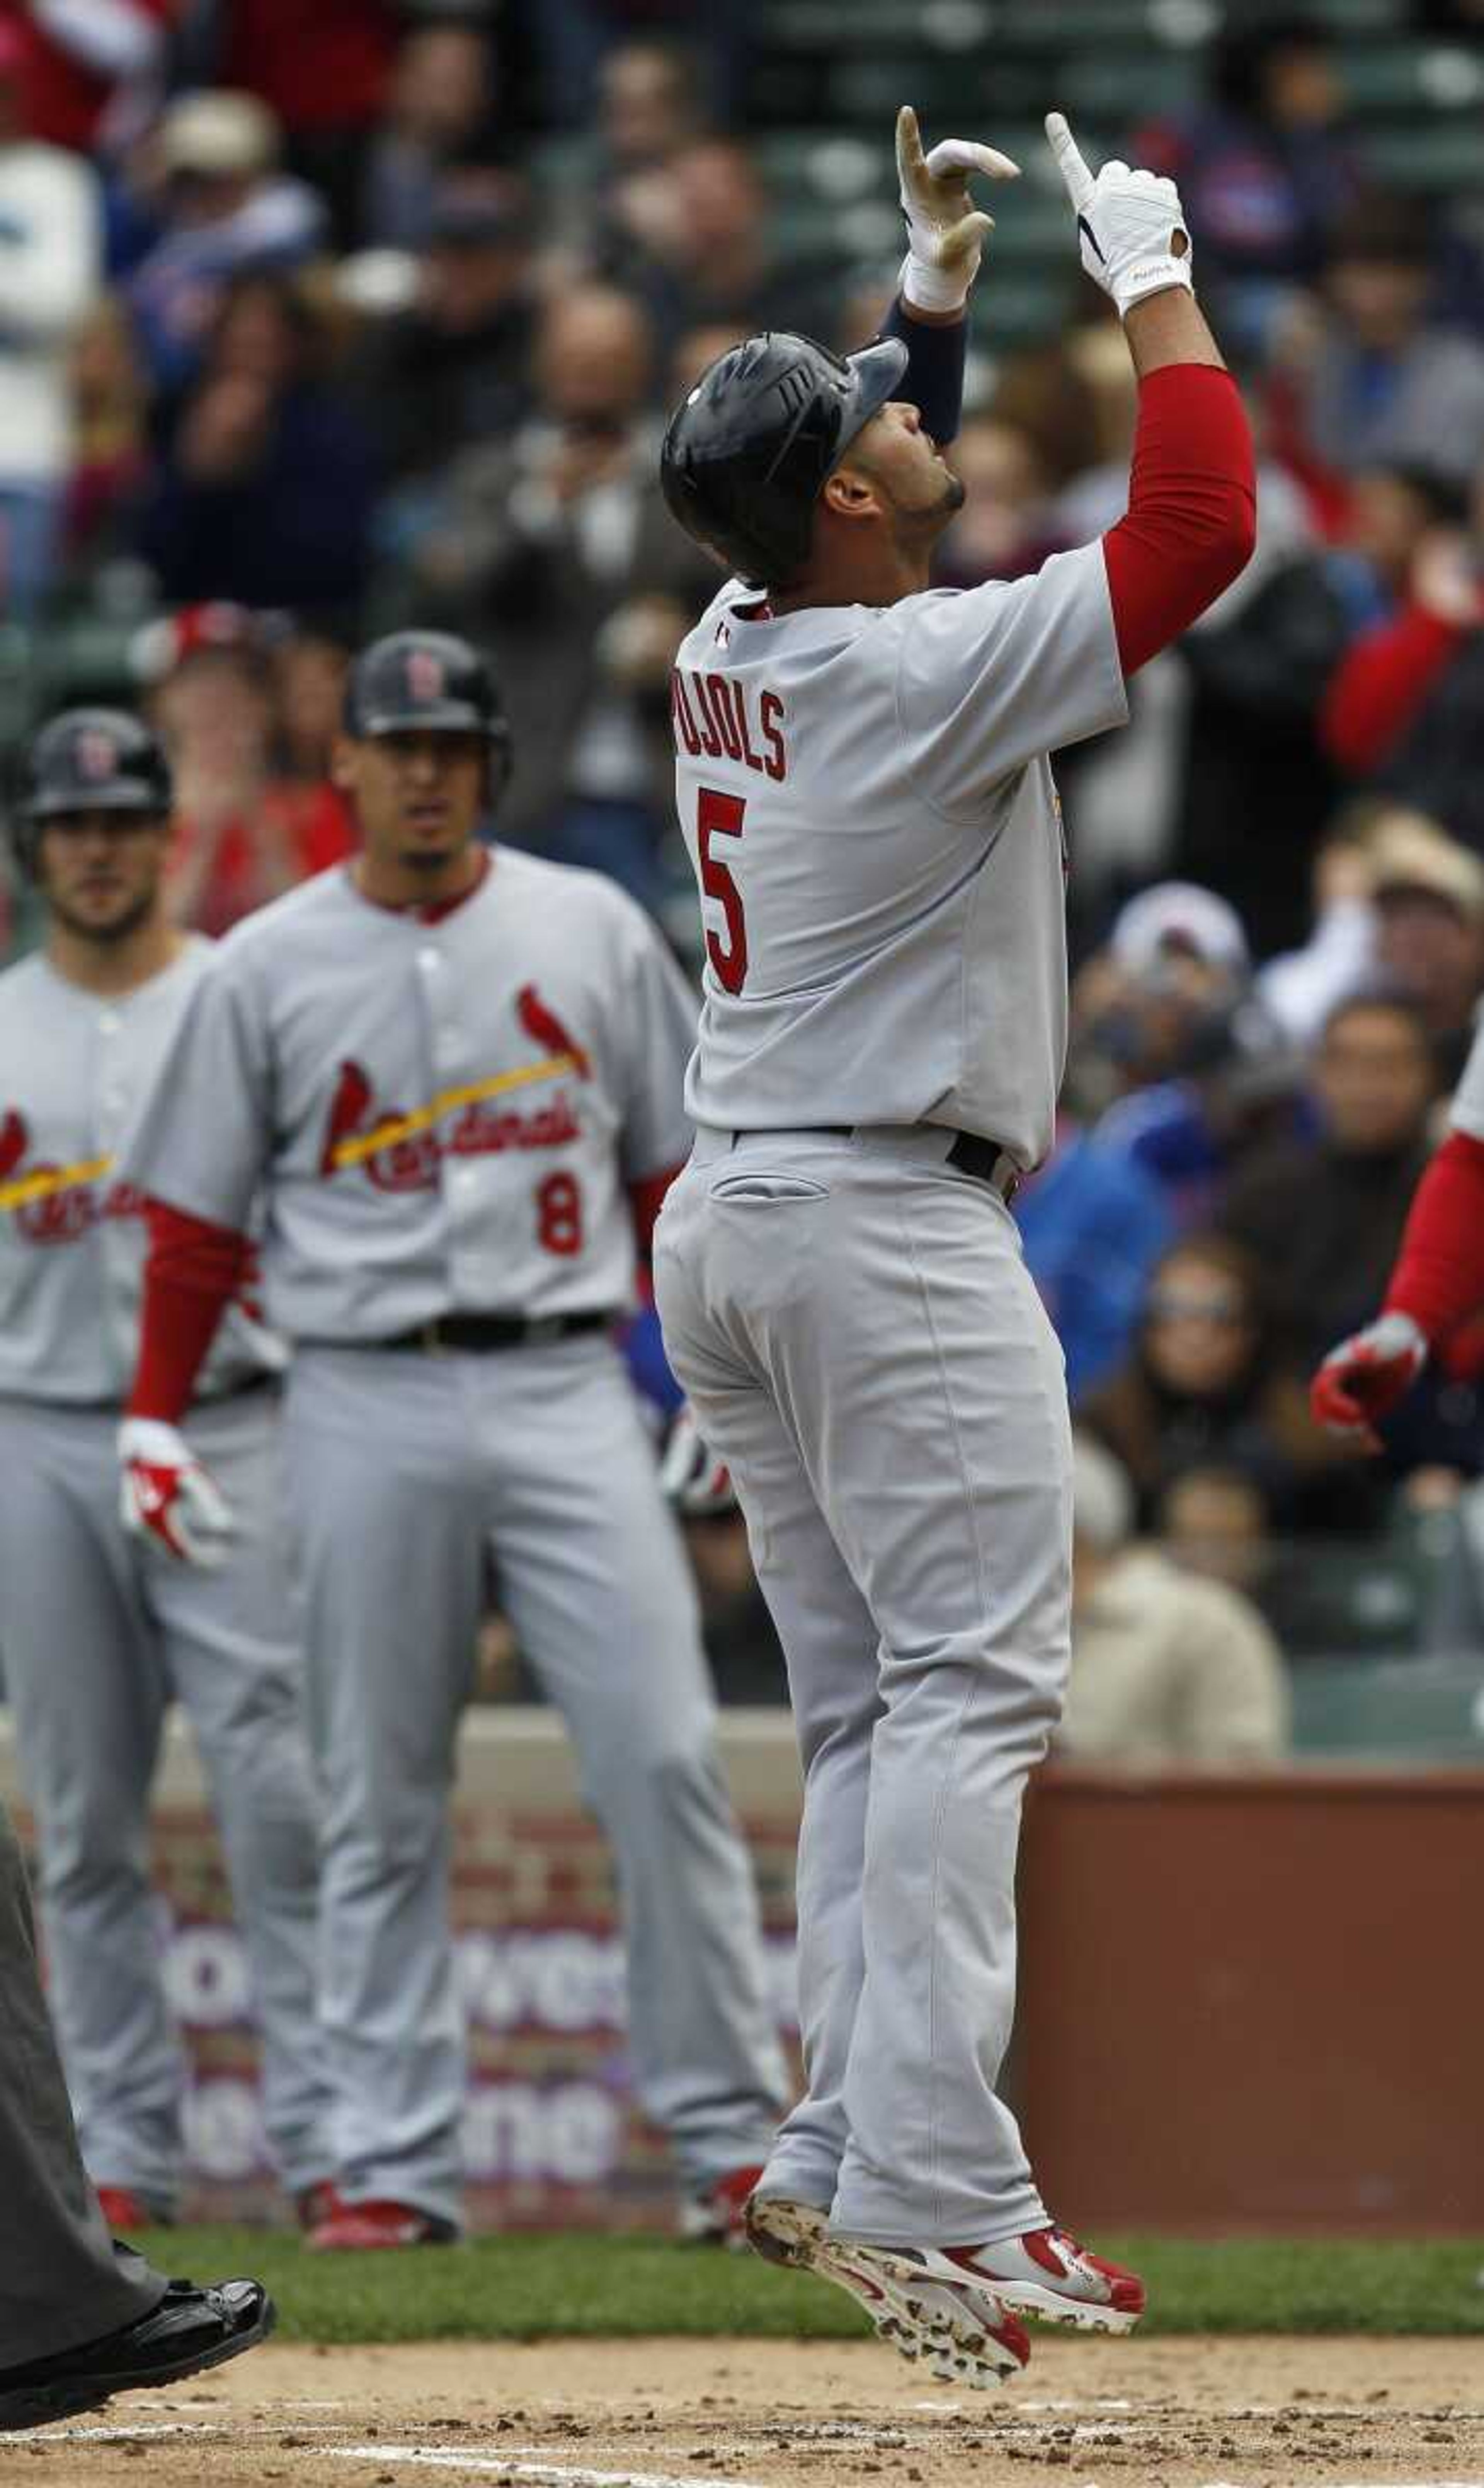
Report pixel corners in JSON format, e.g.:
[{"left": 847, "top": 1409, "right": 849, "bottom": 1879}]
[
  {"left": 117, "top": 631, "right": 787, "bottom": 2249},
  {"left": 1311, "top": 1012, "right": 1484, "bottom": 1445},
  {"left": 654, "top": 107, "right": 1256, "bottom": 2382},
  {"left": 0, "top": 708, "right": 331, "bottom": 2229}
]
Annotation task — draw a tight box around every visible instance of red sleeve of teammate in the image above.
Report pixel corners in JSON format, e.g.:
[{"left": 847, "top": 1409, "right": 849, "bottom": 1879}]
[
  {"left": 1382, "top": 1129, "right": 1484, "bottom": 1349},
  {"left": 1319, "top": 603, "right": 1464, "bottom": 776},
  {"left": 629, "top": 1164, "right": 682, "bottom": 1301},
  {"left": 1102, "top": 364, "right": 1257, "bottom": 677},
  {"left": 128, "top": 1200, "right": 250, "bottom": 1421}
]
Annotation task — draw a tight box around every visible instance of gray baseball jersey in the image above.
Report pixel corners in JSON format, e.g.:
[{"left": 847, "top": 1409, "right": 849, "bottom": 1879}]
[
  {"left": 670, "top": 541, "right": 1126, "bottom": 1168},
  {"left": 1448, "top": 1016, "right": 1484, "bottom": 1141},
  {"left": 123, "top": 851, "right": 698, "bottom": 1339},
  {"left": 0, "top": 942, "right": 281, "bottom": 1404}
]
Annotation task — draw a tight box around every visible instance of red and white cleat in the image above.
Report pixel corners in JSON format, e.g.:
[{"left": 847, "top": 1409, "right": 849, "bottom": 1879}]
[
  {"left": 925, "top": 2227, "right": 1146, "bottom": 2335},
  {"left": 303, "top": 2197, "right": 459, "bottom": 2251},
  {"left": 746, "top": 2197, "right": 1032, "bottom": 2390},
  {"left": 679, "top": 2163, "right": 766, "bottom": 2248}
]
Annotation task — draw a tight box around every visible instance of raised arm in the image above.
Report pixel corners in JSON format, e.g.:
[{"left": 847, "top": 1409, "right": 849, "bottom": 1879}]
[{"left": 1044, "top": 112, "right": 1256, "bottom": 676}]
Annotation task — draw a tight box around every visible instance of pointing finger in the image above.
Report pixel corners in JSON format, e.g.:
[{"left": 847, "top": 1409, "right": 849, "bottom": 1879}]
[
  {"left": 895, "top": 104, "right": 926, "bottom": 184},
  {"left": 923, "top": 137, "right": 1021, "bottom": 182},
  {"left": 1044, "top": 109, "right": 1095, "bottom": 210}
]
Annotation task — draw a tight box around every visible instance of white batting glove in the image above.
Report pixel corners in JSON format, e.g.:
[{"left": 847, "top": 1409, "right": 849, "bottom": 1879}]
[
  {"left": 660, "top": 1402, "right": 737, "bottom": 1518},
  {"left": 119, "top": 1417, "right": 238, "bottom": 1567},
  {"left": 1309, "top": 1312, "right": 1428, "bottom": 1452},
  {"left": 1044, "top": 110, "right": 1193, "bottom": 320},
  {"left": 896, "top": 102, "right": 1019, "bottom": 315}
]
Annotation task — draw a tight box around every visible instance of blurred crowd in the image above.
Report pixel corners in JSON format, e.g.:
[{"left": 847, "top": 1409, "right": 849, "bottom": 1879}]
[{"left": 3, "top": 0, "right": 1484, "bottom": 1754}]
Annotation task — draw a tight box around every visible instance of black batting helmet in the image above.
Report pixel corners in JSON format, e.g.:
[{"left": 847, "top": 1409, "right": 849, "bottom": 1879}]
[
  {"left": 13, "top": 707, "right": 173, "bottom": 878},
  {"left": 344, "top": 629, "right": 512, "bottom": 804},
  {"left": 660, "top": 330, "right": 909, "bottom": 588}
]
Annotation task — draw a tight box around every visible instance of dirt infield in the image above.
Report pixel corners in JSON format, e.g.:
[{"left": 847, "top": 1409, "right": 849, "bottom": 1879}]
[{"left": 9, "top": 2335, "right": 1484, "bottom": 2487}]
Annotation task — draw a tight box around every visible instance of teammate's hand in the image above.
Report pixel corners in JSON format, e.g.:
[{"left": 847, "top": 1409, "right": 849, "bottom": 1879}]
[
  {"left": 118, "top": 1417, "right": 238, "bottom": 1566},
  {"left": 895, "top": 104, "right": 1019, "bottom": 316},
  {"left": 1309, "top": 1313, "right": 1428, "bottom": 1451},
  {"left": 1044, "top": 111, "right": 1193, "bottom": 320},
  {"left": 660, "top": 1402, "right": 737, "bottom": 1518}
]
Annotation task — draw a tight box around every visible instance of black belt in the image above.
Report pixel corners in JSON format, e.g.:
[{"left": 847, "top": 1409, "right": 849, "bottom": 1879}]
[
  {"left": 330, "top": 1310, "right": 614, "bottom": 1356},
  {"left": 724, "top": 1126, "right": 1021, "bottom": 1205}
]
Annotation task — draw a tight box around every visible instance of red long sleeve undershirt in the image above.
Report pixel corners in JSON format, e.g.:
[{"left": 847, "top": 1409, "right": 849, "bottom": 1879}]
[
  {"left": 129, "top": 1200, "right": 250, "bottom": 1420},
  {"left": 129, "top": 1165, "right": 688, "bottom": 1419},
  {"left": 1102, "top": 363, "right": 1257, "bottom": 677},
  {"left": 1382, "top": 1128, "right": 1484, "bottom": 1356},
  {"left": 1319, "top": 601, "right": 1464, "bottom": 777}
]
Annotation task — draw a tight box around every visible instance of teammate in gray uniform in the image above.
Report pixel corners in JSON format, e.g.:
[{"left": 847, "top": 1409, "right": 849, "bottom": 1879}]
[
  {"left": 119, "top": 631, "right": 786, "bottom": 2249},
  {"left": 0, "top": 709, "right": 330, "bottom": 2229},
  {"left": 654, "top": 109, "right": 1256, "bottom": 2379}
]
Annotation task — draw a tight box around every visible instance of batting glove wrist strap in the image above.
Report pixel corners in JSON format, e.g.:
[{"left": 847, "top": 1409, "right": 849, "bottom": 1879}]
[
  {"left": 895, "top": 104, "right": 1018, "bottom": 314},
  {"left": 1045, "top": 111, "right": 1194, "bottom": 320}
]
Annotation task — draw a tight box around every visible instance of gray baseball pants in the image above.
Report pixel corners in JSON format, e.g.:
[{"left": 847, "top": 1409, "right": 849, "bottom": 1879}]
[
  {"left": 0, "top": 1388, "right": 330, "bottom": 2211},
  {"left": 0, "top": 1798, "right": 165, "bottom": 2365},
  {"left": 280, "top": 1331, "right": 786, "bottom": 2226},
  {"left": 654, "top": 1126, "right": 1072, "bottom": 2248}
]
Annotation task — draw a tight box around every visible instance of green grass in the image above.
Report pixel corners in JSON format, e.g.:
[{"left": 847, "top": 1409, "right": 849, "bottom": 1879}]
[{"left": 134, "top": 2229, "right": 1484, "bottom": 2344}]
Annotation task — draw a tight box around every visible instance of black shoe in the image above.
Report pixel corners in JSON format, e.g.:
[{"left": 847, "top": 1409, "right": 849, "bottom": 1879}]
[{"left": 0, "top": 2276, "right": 275, "bottom": 2432}]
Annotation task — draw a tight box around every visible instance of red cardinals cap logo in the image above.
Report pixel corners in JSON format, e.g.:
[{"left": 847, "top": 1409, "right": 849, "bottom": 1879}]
[
  {"left": 407, "top": 649, "right": 444, "bottom": 704},
  {"left": 77, "top": 728, "right": 117, "bottom": 782}
]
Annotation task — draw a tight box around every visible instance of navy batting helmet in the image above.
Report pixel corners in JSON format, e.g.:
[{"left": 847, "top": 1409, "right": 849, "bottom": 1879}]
[
  {"left": 14, "top": 707, "right": 173, "bottom": 878},
  {"left": 660, "top": 330, "right": 909, "bottom": 588},
  {"left": 344, "top": 629, "right": 512, "bottom": 804}
]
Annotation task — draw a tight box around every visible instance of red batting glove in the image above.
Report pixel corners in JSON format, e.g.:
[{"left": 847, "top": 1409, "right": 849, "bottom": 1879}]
[
  {"left": 1310, "top": 1313, "right": 1428, "bottom": 1452},
  {"left": 118, "top": 1417, "right": 237, "bottom": 1566}
]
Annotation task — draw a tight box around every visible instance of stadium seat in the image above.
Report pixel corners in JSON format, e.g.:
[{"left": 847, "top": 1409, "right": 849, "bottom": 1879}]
[
  {"left": 1340, "top": 41, "right": 1484, "bottom": 112},
  {"left": 1290, "top": 1650, "right": 1484, "bottom": 1759}
]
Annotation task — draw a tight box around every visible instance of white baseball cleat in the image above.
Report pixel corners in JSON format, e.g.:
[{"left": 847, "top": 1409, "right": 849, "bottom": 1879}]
[
  {"left": 745, "top": 2195, "right": 1032, "bottom": 2389},
  {"left": 925, "top": 2227, "right": 1147, "bottom": 2334}
]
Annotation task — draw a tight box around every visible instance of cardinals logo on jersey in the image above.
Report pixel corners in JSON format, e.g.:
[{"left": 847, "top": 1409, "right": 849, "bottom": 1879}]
[
  {"left": 0, "top": 1108, "right": 142, "bottom": 1244},
  {"left": 318, "top": 984, "right": 590, "bottom": 1191}
]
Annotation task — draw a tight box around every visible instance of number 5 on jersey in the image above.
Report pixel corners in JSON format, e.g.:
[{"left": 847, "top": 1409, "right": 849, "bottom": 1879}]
[{"left": 698, "top": 788, "right": 747, "bottom": 995}]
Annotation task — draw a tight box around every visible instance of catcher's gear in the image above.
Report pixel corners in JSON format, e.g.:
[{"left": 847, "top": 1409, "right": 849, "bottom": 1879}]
[
  {"left": 661, "top": 1401, "right": 737, "bottom": 1517},
  {"left": 1045, "top": 111, "right": 1193, "bottom": 320},
  {"left": 343, "top": 629, "right": 512, "bottom": 804},
  {"left": 660, "top": 330, "right": 907, "bottom": 588},
  {"left": 1309, "top": 1312, "right": 1428, "bottom": 1450},
  {"left": 118, "top": 1416, "right": 238, "bottom": 1567},
  {"left": 895, "top": 102, "right": 1019, "bottom": 315},
  {"left": 14, "top": 707, "right": 172, "bottom": 877}
]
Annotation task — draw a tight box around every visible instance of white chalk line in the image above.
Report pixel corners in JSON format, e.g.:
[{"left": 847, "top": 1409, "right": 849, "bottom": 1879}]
[{"left": 328, "top": 2451, "right": 769, "bottom": 2488}]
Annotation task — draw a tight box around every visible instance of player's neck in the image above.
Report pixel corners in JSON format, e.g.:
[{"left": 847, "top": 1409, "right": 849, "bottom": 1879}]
[
  {"left": 46, "top": 913, "right": 184, "bottom": 997},
  {"left": 771, "top": 542, "right": 933, "bottom": 615},
  {"left": 352, "top": 840, "right": 487, "bottom": 915}
]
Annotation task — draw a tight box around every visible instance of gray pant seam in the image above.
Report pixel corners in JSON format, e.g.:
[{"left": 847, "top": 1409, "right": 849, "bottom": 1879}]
[{"left": 897, "top": 1188, "right": 996, "bottom": 2237}]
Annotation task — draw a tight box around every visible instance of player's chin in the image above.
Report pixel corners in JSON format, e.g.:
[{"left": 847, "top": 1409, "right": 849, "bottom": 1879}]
[{"left": 398, "top": 837, "right": 463, "bottom": 872}]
